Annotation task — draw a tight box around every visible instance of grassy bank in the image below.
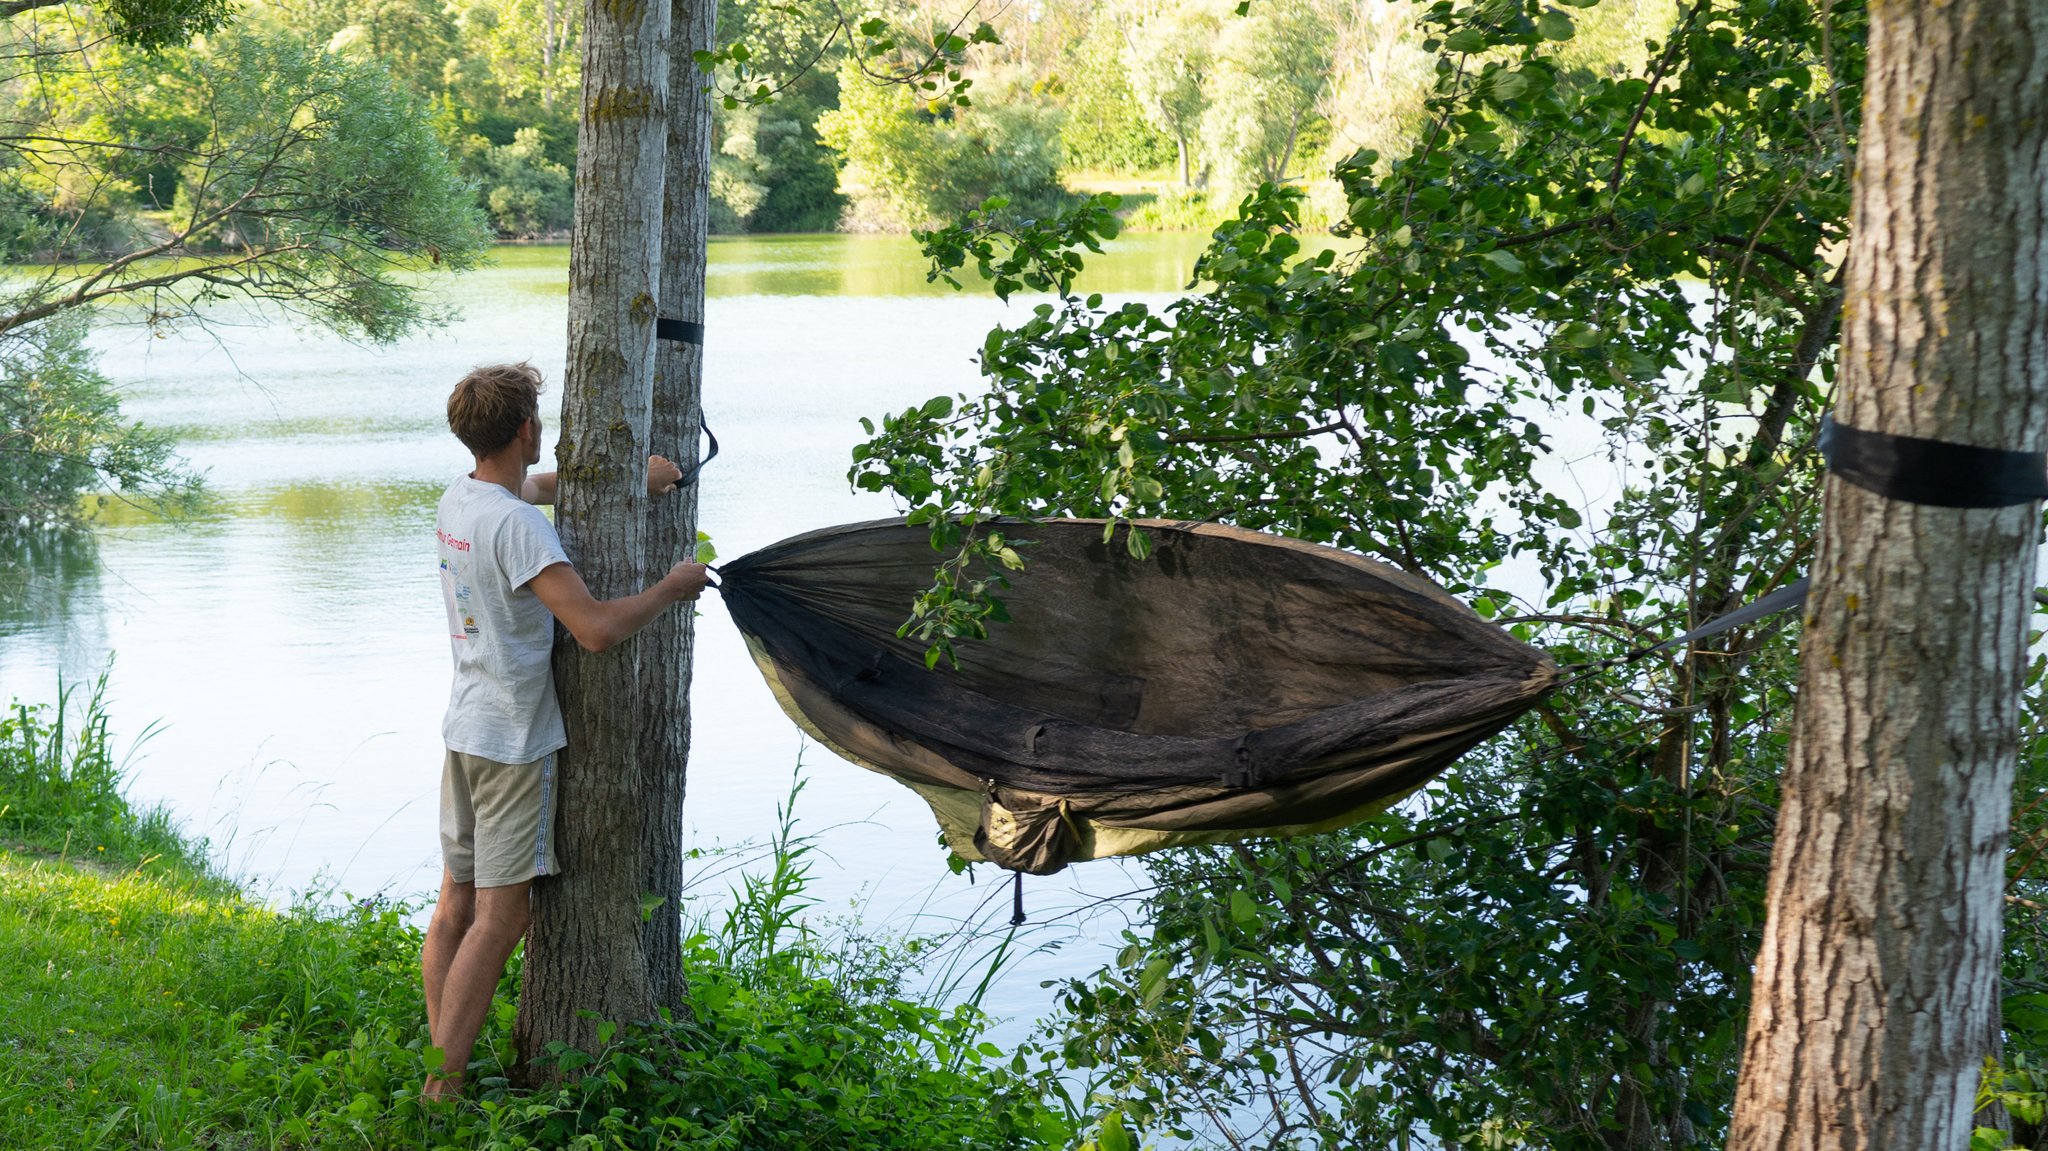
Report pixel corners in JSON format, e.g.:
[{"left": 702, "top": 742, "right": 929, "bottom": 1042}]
[{"left": 0, "top": 681, "right": 1097, "bottom": 1150}]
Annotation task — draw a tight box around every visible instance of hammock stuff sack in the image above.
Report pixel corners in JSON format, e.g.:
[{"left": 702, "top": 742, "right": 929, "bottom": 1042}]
[{"left": 719, "top": 518, "right": 1558, "bottom": 876}]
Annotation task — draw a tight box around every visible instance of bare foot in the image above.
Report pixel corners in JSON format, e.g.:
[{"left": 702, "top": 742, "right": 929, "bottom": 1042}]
[{"left": 422, "top": 1074, "right": 463, "bottom": 1103}]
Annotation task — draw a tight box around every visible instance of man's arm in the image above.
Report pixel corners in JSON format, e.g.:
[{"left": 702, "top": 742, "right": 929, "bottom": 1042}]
[
  {"left": 521, "top": 471, "right": 559, "bottom": 505},
  {"left": 521, "top": 456, "right": 685, "bottom": 506},
  {"left": 528, "top": 560, "right": 709, "bottom": 653}
]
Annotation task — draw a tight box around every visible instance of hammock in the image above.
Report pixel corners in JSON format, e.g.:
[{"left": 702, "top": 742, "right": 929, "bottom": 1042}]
[{"left": 719, "top": 518, "right": 1557, "bottom": 875}]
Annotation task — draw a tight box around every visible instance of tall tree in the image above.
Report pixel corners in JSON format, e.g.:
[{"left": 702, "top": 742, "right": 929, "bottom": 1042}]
[
  {"left": 1199, "top": 0, "right": 1335, "bottom": 194},
  {"left": 515, "top": 0, "right": 670, "bottom": 1065},
  {"left": 1726, "top": 2, "right": 2048, "bottom": 1147},
  {"left": 1117, "top": 0, "right": 1220, "bottom": 188},
  {"left": 636, "top": 0, "right": 716, "bottom": 1016},
  {"left": 853, "top": 1, "right": 1869, "bottom": 1145}
]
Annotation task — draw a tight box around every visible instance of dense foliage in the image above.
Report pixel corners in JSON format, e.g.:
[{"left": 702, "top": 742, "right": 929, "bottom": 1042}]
[
  {"left": 0, "top": 8, "right": 490, "bottom": 538},
  {"left": 854, "top": 0, "right": 2048, "bottom": 1146}
]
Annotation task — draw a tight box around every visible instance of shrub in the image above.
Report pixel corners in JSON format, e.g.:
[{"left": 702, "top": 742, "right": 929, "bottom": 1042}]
[
  {"left": 818, "top": 61, "right": 1072, "bottom": 231},
  {"left": 712, "top": 97, "right": 845, "bottom": 234},
  {"left": 473, "top": 128, "right": 575, "bottom": 238}
]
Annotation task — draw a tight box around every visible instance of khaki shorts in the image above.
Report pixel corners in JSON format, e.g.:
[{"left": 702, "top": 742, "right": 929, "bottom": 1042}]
[{"left": 441, "top": 748, "right": 561, "bottom": 888}]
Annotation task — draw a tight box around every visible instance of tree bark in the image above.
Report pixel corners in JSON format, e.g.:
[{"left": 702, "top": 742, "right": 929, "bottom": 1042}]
[
  {"left": 516, "top": 0, "right": 670, "bottom": 1071},
  {"left": 1726, "top": 3, "right": 2048, "bottom": 1148},
  {"left": 635, "top": 0, "right": 716, "bottom": 1018}
]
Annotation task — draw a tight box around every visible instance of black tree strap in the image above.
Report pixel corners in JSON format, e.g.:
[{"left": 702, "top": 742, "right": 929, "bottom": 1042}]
[
  {"left": 657, "top": 317, "right": 705, "bottom": 345},
  {"left": 1819, "top": 414, "right": 2048, "bottom": 508},
  {"left": 653, "top": 316, "right": 716, "bottom": 487},
  {"left": 1566, "top": 414, "right": 2047, "bottom": 688}
]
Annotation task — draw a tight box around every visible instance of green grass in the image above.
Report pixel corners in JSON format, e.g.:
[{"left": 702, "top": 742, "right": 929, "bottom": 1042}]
[
  {"left": 0, "top": 677, "right": 447, "bottom": 1148},
  {"left": 0, "top": 678, "right": 1096, "bottom": 1150},
  {"left": 1116, "top": 188, "right": 1227, "bottom": 233},
  {"left": 0, "top": 853, "right": 435, "bottom": 1148}
]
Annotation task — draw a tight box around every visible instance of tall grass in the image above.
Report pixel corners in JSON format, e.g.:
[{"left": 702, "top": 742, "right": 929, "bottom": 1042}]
[
  {"left": 0, "top": 673, "right": 199, "bottom": 869},
  {"left": 0, "top": 686, "right": 1098, "bottom": 1150}
]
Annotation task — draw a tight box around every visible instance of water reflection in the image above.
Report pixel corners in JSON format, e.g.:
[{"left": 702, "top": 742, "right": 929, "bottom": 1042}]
[
  {"left": 0, "top": 530, "right": 104, "bottom": 667},
  {"left": 485, "top": 232, "right": 1217, "bottom": 299}
]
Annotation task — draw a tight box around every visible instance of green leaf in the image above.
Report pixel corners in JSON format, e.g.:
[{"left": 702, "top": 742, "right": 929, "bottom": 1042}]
[
  {"left": 1444, "top": 28, "right": 1488, "bottom": 54},
  {"left": 1536, "top": 10, "right": 1575, "bottom": 41},
  {"left": 1481, "top": 249, "right": 1525, "bottom": 274},
  {"left": 1491, "top": 69, "right": 1533, "bottom": 102}
]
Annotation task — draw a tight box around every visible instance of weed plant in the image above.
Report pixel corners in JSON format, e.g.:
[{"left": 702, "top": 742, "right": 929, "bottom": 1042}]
[{"left": 0, "top": 686, "right": 1092, "bottom": 1149}]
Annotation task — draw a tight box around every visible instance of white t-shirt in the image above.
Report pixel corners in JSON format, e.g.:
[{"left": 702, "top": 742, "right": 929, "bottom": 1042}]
[{"left": 437, "top": 475, "right": 571, "bottom": 763}]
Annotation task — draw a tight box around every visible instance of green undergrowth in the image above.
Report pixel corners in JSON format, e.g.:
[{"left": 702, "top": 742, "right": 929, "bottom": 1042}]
[{"left": 0, "top": 680, "right": 1101, "bottom": 1149}]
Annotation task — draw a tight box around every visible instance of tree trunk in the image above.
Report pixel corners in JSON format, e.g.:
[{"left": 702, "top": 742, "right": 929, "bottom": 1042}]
[
  {"left": 1725, "top": 3, "right": 2048, "bottom": 1148},
  {"left": 542, "top": 0, "right": 558, "bottom": 108},
  {"left": 515, "top": 0, "right": 669, "bottom": 1072},
  {"left": 635, "top": 0, "right": 716, "bottom": 1018}
]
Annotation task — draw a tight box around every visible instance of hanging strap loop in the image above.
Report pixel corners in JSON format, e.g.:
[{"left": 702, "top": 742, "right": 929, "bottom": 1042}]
[{"left": 673, "top": 417, "right": 718, "bottom": 488}]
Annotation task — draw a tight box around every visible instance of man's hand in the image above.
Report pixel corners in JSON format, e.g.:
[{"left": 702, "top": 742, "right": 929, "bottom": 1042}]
[
  {"left": 648, "top": 455, "right": 684, "bottom": 496},
  {"left": 660, "top": 561, "right": 710, "bottom": 602}
]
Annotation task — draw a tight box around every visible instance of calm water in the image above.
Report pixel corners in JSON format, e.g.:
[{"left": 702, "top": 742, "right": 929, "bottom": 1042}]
[{"left": 0, "top": 233, "right": 1217, "bottom": 1030}]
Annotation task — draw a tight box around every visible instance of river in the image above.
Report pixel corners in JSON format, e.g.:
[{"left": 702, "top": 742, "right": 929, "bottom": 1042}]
[{"left": 0, "top": 233, "right": 1222, "bottom": 1035}]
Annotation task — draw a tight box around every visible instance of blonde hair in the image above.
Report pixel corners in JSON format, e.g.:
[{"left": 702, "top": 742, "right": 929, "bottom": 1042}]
[{"left": 447, "top": 362, "right": 544, "bottom": 457}]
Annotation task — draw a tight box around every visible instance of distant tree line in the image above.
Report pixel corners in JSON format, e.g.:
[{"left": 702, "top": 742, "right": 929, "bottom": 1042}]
[{"left": 0, "top": 0, "right": 1679, "bottom": 245}]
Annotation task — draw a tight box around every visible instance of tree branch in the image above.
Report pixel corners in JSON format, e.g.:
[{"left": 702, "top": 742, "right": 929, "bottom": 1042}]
[{"left": 1165, "top": 419, "right": 1344, "bottom": 445}]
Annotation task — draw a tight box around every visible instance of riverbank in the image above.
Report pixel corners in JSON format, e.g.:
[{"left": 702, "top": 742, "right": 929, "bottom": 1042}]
[{"left": 0, "top": 682, "right": 1098, "bottom": 1150}]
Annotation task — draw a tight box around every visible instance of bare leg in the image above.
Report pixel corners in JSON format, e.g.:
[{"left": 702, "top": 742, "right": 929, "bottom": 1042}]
[
  {"left": 424, "top": 879, "right": 531, "bottom": 1098},
  {"left": 422, "top": 870, "right": 476, "bottom": 1040}
]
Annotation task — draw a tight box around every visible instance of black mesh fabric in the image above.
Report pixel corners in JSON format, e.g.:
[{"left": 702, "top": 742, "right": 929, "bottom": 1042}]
[{"left": 720, "top": 518, "right": 1557, "bottom": 874}]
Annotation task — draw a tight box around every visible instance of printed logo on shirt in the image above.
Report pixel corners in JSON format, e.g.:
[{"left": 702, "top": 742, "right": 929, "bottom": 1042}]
[{"left": 441, "top": 550, "right": 479, "bottom": 640}]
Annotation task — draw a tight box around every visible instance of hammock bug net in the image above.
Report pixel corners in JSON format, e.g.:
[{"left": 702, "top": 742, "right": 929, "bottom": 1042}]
[{"left": 720, "top": 518, "right": 1557, "bottom": 875}]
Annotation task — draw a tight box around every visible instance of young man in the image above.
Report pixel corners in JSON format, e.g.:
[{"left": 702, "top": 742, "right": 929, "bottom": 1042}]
[{"left": 425, "top": 361, "right": 708, "bottom": 1099}]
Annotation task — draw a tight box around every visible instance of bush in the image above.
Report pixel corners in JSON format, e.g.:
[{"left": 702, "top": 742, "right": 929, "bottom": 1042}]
[
  {"left": 818, "top": 61, "right": 1073, "bottom": 231},
  {"left": 712, "top": 96, "right": 845, "bottom": 234},
  {"left": 472, "top": 128, "right": 575, "bottom": 238},
  {"left": 1055, "top": 23, "right": 1176, "bottom": 175}
]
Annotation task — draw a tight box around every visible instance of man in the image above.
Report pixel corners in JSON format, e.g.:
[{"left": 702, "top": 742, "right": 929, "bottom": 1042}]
[{"left": 424, "top": 361, "right": 707, "bottom": 1099}]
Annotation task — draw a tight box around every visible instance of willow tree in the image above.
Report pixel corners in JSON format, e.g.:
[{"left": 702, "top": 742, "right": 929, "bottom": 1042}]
[
  {"left": 1727, "top": 2, "right": 2048, "bottom": 1146},
  {"left": 516, "top": 0, "right": 672, "bottom": 1061}
]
